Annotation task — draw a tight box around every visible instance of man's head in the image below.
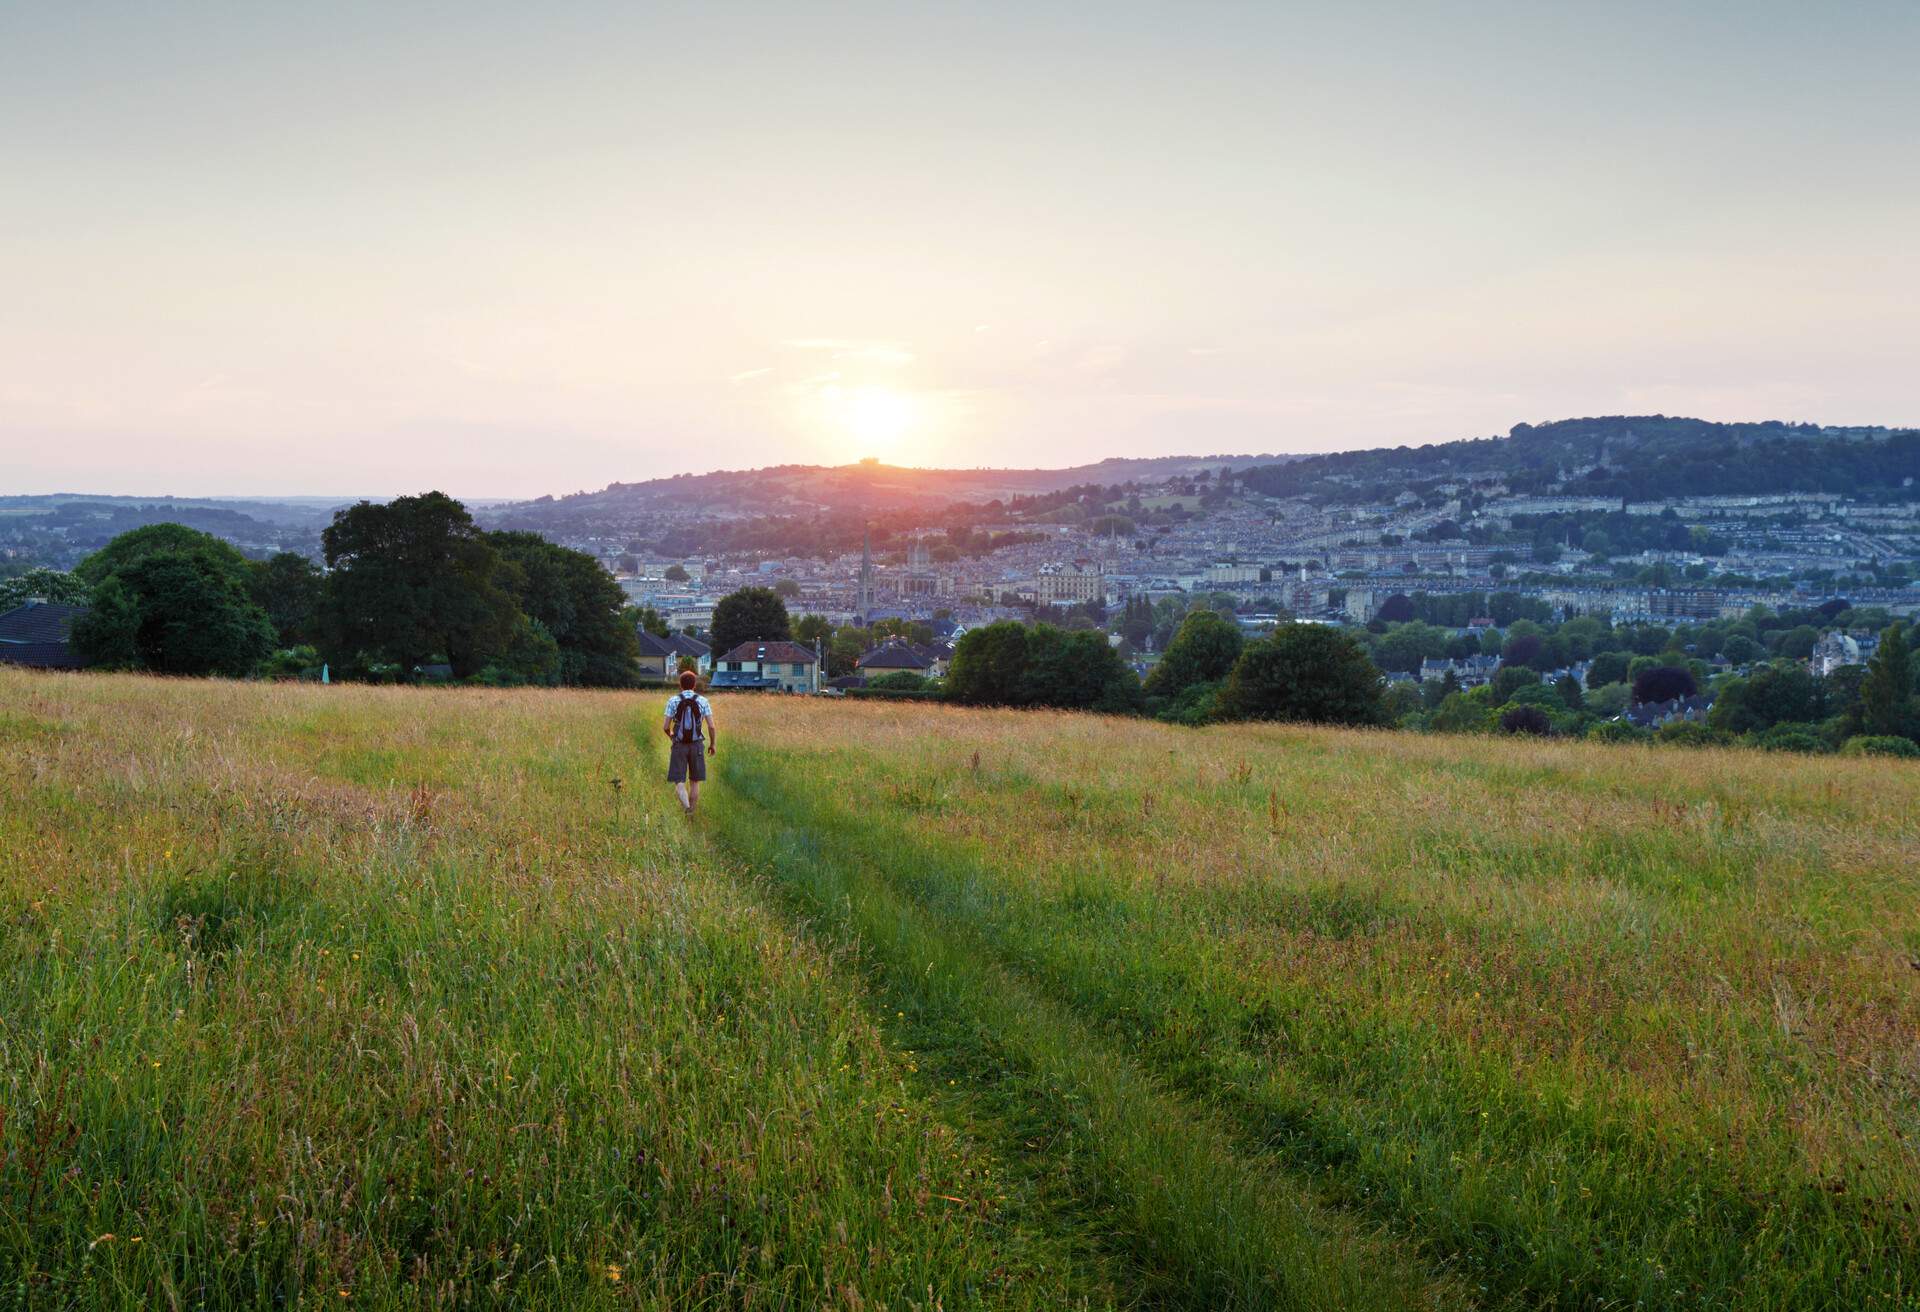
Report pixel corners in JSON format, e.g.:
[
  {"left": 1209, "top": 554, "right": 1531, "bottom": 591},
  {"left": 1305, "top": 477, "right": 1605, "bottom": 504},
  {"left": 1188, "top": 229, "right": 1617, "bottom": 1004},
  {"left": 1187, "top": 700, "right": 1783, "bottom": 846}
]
[{"left": 680, "top": 670, "right": 698, "bottom": 691}]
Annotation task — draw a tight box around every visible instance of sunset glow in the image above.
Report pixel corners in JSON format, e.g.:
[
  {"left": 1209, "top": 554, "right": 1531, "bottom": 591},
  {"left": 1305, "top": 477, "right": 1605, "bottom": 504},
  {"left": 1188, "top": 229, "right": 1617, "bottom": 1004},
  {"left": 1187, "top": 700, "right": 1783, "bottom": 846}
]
[{"left": 1, "top": 3, "right": 1916, "bottom": 495}]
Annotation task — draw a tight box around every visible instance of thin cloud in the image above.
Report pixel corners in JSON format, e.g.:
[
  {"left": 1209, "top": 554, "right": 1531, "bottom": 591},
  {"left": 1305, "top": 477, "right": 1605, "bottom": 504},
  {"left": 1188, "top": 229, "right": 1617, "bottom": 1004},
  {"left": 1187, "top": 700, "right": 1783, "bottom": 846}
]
[{"left": 779, "top": 338, "right": 915, "bottom": 367}]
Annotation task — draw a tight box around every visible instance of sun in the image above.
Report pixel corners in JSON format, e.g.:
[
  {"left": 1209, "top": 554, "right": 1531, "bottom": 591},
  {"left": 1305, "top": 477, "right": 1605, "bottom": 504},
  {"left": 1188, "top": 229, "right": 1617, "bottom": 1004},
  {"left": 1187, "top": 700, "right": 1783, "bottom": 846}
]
[
  {"left": 844, "top": 386, "right": 914, "bottom": 448},
  {"left": 813, "top": 383, "right": 918, "bottom": 460},
  {"left": 796, "top": 375, "right": 942, "bottom": 464}
]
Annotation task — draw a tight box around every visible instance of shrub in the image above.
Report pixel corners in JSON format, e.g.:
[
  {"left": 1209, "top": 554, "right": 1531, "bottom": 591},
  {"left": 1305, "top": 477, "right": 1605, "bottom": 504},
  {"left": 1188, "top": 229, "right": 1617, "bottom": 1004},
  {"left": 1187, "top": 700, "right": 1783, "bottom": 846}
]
[
  {"left": 1428, "top": 688, "right": 1496, "bottom": 734},
  {"left": 1498, "top": 704, "right": 1553, "bottom": 735},
  {"left": 258, "top": 645, "right": 323, "bottom": 681},
  {"left": 842, "top": 687, "right": 944, "bottom": 702},
  {"left": 1656, "top": 721, "right": 1726, "bottom": 748},
  {"left": 1840, "top": 734, "right": 1920, "bottom": 759},
  {"left": 1160, "top": 678, "right": 1225, "bottom": 727},
  {"left": 1586, "top": 719, "right": 1646, "bottom": 744},
  {"left": 1752, "top": 724, "right": 1826, "bottom": 754}
]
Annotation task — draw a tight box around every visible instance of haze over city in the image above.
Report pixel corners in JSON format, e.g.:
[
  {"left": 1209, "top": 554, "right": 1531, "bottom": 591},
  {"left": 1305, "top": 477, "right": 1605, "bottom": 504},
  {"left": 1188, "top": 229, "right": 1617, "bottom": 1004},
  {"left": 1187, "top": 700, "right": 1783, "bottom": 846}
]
[{"left": 4, "top": 0, "right": 1917, "bottom": 498}]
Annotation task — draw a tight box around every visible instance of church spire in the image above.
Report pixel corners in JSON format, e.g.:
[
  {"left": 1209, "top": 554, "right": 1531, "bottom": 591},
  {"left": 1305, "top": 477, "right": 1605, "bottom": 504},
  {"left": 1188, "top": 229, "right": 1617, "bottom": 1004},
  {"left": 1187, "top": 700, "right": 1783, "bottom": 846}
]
[{"left": 859, "top": 524, "right": 874, "bottom": 620}]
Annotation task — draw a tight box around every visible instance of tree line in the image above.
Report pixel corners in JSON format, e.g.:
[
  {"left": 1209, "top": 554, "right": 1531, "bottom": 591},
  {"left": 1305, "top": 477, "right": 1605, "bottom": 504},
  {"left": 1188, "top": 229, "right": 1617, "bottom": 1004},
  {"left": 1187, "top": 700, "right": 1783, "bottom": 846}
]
[{"left": 65, "top": 493, "right": 642, "bottom": 686}]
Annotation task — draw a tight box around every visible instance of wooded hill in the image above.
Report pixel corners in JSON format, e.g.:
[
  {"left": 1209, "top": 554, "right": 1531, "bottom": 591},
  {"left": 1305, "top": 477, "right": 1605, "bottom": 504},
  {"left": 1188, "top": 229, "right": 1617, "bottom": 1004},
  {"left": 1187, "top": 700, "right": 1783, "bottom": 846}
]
[{"left": 1239, "top": 415, "right": 1920, "bottom": 505}]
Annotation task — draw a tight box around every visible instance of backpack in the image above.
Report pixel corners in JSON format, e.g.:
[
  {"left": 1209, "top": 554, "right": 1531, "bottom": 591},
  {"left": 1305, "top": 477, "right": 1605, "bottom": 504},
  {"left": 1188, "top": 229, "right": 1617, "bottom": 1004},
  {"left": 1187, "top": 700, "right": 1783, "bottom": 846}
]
[{"left": 672, "top": 692, "right": 703, "bottom": 743}]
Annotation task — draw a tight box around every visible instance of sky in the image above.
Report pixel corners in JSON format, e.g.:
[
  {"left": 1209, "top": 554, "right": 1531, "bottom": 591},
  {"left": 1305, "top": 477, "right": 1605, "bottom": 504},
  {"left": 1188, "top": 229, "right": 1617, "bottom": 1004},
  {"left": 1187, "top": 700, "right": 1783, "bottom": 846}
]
[{"left": 3, "top": 1, "right": 1917, "bottom": 499}]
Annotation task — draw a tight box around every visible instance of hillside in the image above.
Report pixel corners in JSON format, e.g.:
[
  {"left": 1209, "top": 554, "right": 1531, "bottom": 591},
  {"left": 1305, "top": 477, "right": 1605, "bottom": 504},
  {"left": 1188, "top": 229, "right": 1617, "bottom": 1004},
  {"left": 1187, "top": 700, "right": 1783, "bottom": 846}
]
[
  {"left": 486, "top": 452, "right": 1285, "bottom": 529},
  {"left": 1240, "top": 415, "right": 1920, "bottom": 505},
  {"left": 4, "top": 671, "right": 1916, "bottom": 1308}
]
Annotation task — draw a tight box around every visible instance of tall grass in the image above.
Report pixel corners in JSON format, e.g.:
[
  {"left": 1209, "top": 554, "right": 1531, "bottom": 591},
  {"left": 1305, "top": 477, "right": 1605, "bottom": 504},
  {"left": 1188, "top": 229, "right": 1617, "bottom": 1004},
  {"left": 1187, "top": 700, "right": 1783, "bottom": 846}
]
[
  {"left": 0, "top": 671, "right": 1099, "bottom": 1309},
  {"left": 8, "top": 671, "right": 1915, "bottom": 1309},
  {"left": 711, "top": 699, "right": 1920, "bottom": 1310}
]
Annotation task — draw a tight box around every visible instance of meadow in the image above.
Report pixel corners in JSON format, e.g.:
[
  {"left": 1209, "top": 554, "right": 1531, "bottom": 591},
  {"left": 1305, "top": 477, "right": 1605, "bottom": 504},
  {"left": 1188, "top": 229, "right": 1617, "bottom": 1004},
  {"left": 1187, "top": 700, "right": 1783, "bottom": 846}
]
[{"left": 2, "top": 670, "right": 1915, "bottom": 1309}]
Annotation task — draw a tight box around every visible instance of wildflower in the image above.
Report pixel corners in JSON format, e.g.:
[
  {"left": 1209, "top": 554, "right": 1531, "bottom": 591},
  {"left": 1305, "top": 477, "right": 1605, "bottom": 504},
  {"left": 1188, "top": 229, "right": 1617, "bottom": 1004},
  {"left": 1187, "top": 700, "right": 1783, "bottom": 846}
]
[
  {"left": 89, "top": 1233, "right": 116, "bottom": 1249},
  {"left": 605, "top": 1263, "right": 623, "bottom": 1283}
]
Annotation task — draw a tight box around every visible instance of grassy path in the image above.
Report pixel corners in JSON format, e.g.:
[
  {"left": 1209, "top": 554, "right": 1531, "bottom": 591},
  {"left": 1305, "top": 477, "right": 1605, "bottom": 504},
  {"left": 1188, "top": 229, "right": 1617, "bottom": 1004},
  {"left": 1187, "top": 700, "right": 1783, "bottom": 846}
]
[{"left": 701, "top": 744, "right": 1468, "bottom": 1312}]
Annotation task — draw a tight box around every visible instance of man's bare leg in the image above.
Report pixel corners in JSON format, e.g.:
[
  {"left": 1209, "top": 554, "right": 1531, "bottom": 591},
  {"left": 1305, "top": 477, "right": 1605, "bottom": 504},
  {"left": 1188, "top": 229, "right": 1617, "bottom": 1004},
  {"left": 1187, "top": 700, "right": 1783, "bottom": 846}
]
[
  {"left": 675, "top": 780, "right": 690, "bottom": 810},
  {"left": 686, "top": 778, "right": 700, "bottom": 813}
]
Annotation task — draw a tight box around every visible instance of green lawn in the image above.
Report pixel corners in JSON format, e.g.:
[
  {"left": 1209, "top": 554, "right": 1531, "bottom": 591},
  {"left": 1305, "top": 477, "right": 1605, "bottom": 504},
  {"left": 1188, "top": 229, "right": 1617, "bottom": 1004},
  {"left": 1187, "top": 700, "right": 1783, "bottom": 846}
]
[{"left": 3, "top": 671, "right": 1915, "bottom": 1309}]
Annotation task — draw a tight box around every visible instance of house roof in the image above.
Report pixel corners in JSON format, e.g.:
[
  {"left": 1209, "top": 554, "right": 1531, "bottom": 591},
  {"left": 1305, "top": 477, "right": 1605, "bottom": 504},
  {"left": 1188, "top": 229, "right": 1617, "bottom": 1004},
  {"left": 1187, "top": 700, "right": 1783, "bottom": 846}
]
[
  {"left": 665, "top": 633, "right": 710, "bottom": 658},
  {"left": 634, "top": 630, "right": 677, "bottom": 658},
  {"left": 718, "top": 639, "right": 817, "bottom": 665},
  {"left": 0, "top": 603, "right": 88, "bottom": 669},
  {"left": 857, "top": 640, "right": 935, "bottom": 671},
  {"left": 0, "top": 602, "right": 86, "bottom": 645}
]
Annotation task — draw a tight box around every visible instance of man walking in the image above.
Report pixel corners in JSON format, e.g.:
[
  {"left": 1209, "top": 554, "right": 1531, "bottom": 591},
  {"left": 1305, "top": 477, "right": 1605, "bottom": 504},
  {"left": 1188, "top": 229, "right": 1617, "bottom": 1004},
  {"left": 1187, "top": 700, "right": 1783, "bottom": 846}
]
[{"left": 663, "top": 670, "right": 715, "bottom": 813}]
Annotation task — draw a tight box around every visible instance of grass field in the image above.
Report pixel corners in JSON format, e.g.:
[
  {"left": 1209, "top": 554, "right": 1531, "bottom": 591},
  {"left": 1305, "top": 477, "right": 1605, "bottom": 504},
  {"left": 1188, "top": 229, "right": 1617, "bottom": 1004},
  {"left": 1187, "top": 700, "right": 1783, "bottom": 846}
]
[{"left": 3, "top": 670, "right": 1916, "bottom": 1309}]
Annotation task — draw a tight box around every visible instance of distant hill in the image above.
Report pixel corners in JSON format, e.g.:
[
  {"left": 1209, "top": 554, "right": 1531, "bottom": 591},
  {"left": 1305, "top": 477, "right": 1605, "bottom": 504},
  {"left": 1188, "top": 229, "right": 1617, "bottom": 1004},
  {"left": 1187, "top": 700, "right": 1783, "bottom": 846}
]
[
  {"left": 1239, "top": 416, "right": 1920, "bottom": 505},
  {"left": 489, "top": 453, "right": 1287, "bottom": 525}
]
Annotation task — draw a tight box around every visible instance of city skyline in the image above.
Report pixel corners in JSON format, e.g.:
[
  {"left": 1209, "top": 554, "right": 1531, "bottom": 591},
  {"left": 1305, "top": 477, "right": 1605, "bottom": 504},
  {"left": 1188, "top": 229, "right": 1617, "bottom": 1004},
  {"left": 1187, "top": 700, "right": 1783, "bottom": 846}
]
[{"left": 5, "top": 1, "right": 1917, "bottom": 498}]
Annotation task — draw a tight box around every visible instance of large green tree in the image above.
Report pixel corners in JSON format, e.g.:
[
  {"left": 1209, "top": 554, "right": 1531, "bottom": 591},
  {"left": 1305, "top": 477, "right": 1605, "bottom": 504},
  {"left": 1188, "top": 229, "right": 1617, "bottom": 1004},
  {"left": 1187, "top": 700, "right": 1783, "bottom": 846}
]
[
  {"left": 1707, "top": 664, "right": 1823, "bottom": 736},
  {"left": 319, "top": 492, "right": 521, "bottom": 679},
  {"left": 488, "top": 530, "right": 641, "bottom": 687},
  {"left": 249, "top": 552, "right": 324, "bottom": 647},
  {"left": 476, "top": 617, "right": 563, "bottom": 687},
  {"left": 946, "top": 620, "right": 1030, "bottom": 705},
  {"left": 1859, "top": 623, "right": 1914, "bottom": 738},
  {"left": 72, "top": 548, "right": 275, "bottom": 676},
  {"left": 75, "top": 523, "right": 251, "bottom": 589},
  {"left": 1217, "top": 624, "right": 1386, "bottom": 726},
  {"left": 1370, "top": 621, "right": 1450, "bottom": 676},
  {"left": 1023, "top": 625, "right": 1143, "bottom": 713},
  {"left": 709, "top": 587, "right": 791, "bottom": 657},
  {"left": 1144, "top": 610, "right": 1243, "bottom": 698}
]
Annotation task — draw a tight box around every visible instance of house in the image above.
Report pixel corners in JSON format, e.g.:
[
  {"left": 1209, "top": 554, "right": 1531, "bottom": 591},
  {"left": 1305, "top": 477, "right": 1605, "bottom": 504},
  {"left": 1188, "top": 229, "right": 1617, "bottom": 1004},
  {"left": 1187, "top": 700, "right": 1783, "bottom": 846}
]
[
  {"left": 857, "top": 639, "right": 948, "bottom": 680},
  {"left": 1416, "top": 654, "right": 1501, "bottom": 688},
  {"left": 666, "top": 633, "right": 712, "bottom": 675},
  {"left": 1810, "top": 631, "right": 1876, "bottom": 678},
  {"left": 635, "top": 630, "right": 713, "bottom": 680},
  {"left": 0, "top": 601, "right": 89, "bottom": 670},
  {"left": 713, "top": 640, "right": 820, "bottom": 693},
  {"left": 1623, "top": 694, "right": 1714, "bottom": 730}
]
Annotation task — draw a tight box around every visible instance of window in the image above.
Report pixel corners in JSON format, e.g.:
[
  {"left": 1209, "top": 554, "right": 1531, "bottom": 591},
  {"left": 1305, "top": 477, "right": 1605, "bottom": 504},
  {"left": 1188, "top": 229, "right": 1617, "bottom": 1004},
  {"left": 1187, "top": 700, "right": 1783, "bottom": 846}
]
[
  {"left": 727, "top": 661, "right": 742, "bottom": 672},
  {"left": 791, "top": 663, "right": 806, "bottom": 676}
]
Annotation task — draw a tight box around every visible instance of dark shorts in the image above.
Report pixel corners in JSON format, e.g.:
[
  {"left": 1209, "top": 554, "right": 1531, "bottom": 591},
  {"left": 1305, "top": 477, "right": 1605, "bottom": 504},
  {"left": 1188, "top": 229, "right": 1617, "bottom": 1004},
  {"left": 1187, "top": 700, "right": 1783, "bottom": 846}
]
[{"left": 667, "top": 738, "right": 707, "bottom": 783}]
